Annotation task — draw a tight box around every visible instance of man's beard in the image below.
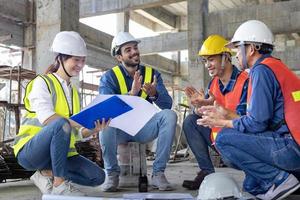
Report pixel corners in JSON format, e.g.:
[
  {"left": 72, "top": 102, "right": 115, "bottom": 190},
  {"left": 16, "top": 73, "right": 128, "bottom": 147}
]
[{"left": 124, "top": 58, "right": 140, "bottom": 68}]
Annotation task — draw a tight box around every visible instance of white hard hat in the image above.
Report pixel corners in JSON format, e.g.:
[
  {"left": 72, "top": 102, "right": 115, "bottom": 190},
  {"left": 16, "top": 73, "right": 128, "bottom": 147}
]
[
  {"left": 51, "top": 31, "right": 87, "bottom": 57},
  {"left": 227, "top": 20, "right": 274, "bottom": 48},
  {"left": 111, "top": 32, "right": 141, "bottom": 56},
  {"left": 197, "top": 172, "right": 243, "bottom": 200}
]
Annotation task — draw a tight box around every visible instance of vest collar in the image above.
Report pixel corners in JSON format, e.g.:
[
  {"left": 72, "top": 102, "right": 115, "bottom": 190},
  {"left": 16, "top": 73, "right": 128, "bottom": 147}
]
[
  {"left": 253, "top": 54, "right": 272, "bottom": 69},
  {"left": 53, "top": 73, "right": 72, "bottom": 87}
]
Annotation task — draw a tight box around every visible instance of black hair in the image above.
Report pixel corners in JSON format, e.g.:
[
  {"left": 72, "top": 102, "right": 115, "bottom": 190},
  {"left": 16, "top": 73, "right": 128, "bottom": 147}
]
[
  {"left": 257, "top": 44, "right": 273, "bottom": 55},
  {"left": 115, "top": 41, "right": 139, "bottom": 56},
  {"left": 115, "top": 48, "right": 121, "bottom": 56},
  {"left": 44, "top": 54, "right": 72, "bottom": 74}
]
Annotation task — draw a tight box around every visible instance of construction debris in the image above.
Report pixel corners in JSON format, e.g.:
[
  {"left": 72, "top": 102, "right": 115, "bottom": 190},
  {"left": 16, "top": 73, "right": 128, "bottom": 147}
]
[
  {"left": 75, "top": 136, "right": 103, "bottom": 168},
  {"left": 0, "top": 141, "right": 33, "bottom": 182}
]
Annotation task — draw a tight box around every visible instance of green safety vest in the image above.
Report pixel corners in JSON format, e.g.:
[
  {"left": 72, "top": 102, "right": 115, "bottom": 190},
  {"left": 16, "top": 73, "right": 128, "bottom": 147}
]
[
  {"left": 13, "top": 73, "right": 80, "bottom": 157},
  {"left": 112, "top": 65, "right": 153, "bottom": 99}
]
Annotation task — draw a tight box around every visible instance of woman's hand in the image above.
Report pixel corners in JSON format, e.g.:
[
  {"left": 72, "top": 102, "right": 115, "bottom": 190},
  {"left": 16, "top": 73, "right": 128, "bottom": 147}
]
[
  {"left": 80, "top": 118, "right": 111, "bottom": 138},
  {"left": 92, "top": 118, "right": 111, "bottom": 133}
]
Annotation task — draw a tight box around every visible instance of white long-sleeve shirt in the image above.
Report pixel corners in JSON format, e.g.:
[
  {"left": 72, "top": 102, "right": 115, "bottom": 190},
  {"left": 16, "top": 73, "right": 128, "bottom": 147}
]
[{"left": 28, "top": 73, "right": 73, "bottom": 124}]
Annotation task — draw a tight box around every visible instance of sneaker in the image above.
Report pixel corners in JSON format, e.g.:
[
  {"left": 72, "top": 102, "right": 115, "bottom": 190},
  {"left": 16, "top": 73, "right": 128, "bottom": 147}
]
[
  {"left": 256, "top": 174, "right": 300, "bottom": 200},
  {"left": 51, "top": 181, "right": 85, "bottom": 196},
  {"left": 101, "top": 172, "right": 119, "bottom": 192},
  {"left": 151, "top": 172, "right": 174, "bottom": 191},
  {"left": 30, "top": 170, "right": 53, "bottom": 194},
  {"left": 182, "top": 170, "right": 211, "bottom": 190}
]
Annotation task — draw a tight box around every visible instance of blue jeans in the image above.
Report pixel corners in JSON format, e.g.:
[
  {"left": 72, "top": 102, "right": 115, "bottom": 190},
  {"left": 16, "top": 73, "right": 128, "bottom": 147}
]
[
  {"left": 215, "top": 128, "right": 300, "bottom": 195},
  {"left": 183, "top": 114, "right": 215, "bottom": 173},
  {"left": 17, "top": 118, "right": 105, "bottom": 186},
  {"left": 99, "top": 109, "right": 177, "bottom": 175}
]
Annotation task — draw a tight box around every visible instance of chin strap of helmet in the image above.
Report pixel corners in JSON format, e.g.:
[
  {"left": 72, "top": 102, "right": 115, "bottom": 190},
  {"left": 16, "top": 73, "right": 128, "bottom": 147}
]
[
  {"left": 240, "top": 41, "right": 249, "bottom": 70},
  {"left": 220, "top": 53, "right": 226, "bottom": 69},
  {"left": 58, "top": 55, "right": 72, "bottom": 77}
]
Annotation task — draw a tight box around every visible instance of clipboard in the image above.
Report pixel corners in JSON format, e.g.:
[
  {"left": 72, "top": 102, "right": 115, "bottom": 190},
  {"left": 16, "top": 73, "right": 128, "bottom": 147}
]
[{"left": 70, "top": 95, "right": 133, "bottom": 129}]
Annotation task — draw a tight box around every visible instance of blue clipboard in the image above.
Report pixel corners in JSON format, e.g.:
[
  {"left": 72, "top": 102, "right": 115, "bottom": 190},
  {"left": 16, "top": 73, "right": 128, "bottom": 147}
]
[{"left": 70, "top": 95, "right": 133, "bottom": 129}]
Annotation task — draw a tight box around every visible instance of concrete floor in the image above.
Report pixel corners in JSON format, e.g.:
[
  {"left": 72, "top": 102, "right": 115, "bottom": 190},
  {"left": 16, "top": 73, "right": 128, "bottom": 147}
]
[{"left": 0, "top": 161, "right": 299, "bottom": 200}]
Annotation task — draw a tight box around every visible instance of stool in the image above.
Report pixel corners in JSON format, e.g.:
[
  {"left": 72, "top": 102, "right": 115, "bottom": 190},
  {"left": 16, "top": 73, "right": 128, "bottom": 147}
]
[{"left": 117, "top": 142, "right": 147, "bottom": 187}]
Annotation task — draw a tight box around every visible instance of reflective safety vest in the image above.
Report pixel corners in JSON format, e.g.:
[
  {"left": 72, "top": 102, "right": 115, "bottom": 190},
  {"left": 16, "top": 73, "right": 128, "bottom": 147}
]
[
  {"left": 13, "top": 73, "right": 80, "bottom": 157},
  {"left": 209, "top": 71, "right": 248, "bottom": 143},
  {"left": 112, "top": 65, "right": 153, "bottom": 99},
  {"left": 247, "top": 57, "right": 300, "bottom": 146}
]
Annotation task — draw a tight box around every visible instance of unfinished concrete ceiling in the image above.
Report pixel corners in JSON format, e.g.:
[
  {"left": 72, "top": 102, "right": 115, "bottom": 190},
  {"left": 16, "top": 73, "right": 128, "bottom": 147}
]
[
  {"left": 134, "top": 0, "right": 293, "bottom": 31},
  {"left": 1, "top": 0, "right": 299, "bottom": 75}
]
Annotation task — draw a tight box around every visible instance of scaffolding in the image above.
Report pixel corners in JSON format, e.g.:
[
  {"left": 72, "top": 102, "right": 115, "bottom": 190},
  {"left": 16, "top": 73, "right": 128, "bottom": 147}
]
[{"left": 0, "top": 65, "right": 36, "bottom": 141}]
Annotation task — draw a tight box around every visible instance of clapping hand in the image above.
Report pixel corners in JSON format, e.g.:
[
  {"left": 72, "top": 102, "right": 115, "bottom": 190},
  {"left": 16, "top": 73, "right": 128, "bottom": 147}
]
[
  {"left": 142, "top": 75, "right": 157, "bottom": 97},
  {"left": 197, "top": 101, "right": 229, "bottom": 128},
  {"left": 130, "top": 70, "right": 143, "bottom": 95},
  {"left": 185, "top": 86, "right": 215, "bottom": 108}
]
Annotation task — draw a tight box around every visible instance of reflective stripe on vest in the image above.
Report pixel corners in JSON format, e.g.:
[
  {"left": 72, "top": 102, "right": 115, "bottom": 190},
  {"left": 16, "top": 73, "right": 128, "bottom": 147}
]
[
  {"left": 112, "top": 65, "right": 153, "bottom": 99},
  {"left": 209, "top": 71, "right": 248, "bottom": 143},
  {"left": 248, "top": 57, "right": 300, "bottom": 146},
  {"left": 13, "top": 74, "right": 80, "bottom": 157}
]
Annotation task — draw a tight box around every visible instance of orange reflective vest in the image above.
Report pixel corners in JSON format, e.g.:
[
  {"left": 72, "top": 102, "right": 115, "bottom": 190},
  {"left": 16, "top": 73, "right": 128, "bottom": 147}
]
[
  {"left": 209, "top": 71, "right": 248, "bottom": 143},
  {"left": 247, "top": 57, "right": 300, "bottom": 146}
]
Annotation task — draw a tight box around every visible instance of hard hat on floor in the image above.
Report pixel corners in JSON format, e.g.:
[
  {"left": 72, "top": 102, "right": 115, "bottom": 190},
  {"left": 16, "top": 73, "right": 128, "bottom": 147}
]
[{"left": 197, "top": 172, "right": 243, "bottom": 200}]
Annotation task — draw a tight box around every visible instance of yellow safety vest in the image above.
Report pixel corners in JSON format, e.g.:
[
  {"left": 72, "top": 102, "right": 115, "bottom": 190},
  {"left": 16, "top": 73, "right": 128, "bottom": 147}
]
[
  {"left": 112, "top": 65, "right": 153, "bottom": 99},
  {"left": 13, "top": 73, "right": 80, "bottom": 157}
]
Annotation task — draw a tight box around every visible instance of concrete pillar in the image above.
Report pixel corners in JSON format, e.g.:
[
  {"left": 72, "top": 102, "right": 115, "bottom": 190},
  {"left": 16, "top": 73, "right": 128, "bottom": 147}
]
[
  {"left": 275, "top": 34, "right": 287, "bottom": 52},
  {"left": 187, "top": 0, "right": 209, "bottom": 89},
  {"left": 22, "top": 0, "right": 35, "bottom": 70},
  {"left": 34, "top": 0, "right": 79, "bottom": 74},
  {"left": 116, "top": 11, "right": 130, "bottom": 33}
]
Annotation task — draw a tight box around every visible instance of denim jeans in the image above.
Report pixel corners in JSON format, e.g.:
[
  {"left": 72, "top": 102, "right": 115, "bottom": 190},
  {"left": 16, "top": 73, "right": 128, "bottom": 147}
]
[
  {"left": 17, "top": 118, "right": 105, "bottom": 186},
  {"left": 215, "top": 128, "right": 300, "bottom": 195},
  {"left": 99, "top": 109, "right": 177, "bottom": 175},
  {"left": 182, "top": 114, "right": 215, "bottom": 173}
]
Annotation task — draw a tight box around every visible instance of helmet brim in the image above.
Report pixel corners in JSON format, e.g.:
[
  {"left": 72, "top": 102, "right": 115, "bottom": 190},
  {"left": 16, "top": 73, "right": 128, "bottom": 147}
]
[
  {"left": 225, "top": 41, "right": 236, "bottom": 49},
  {"left": 113, "top": 39, "right": 141, "bottom": 57}
]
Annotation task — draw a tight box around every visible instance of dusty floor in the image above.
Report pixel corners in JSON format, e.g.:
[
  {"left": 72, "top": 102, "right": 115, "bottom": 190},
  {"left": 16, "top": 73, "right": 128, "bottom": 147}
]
[{"left": 0, "top": 161, "right": 299, "bottom": 200}]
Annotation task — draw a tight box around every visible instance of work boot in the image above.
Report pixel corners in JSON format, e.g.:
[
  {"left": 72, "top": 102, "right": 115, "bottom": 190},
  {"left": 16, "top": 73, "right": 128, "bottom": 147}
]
[
  {"left": 256, "top": 174, "right": 300, "bottom": 200},
  {"left": 101, "top": 172, "right": 119, "bottom": 192},
  {"left": 51, "top": 181, "right": 85, "bottom": 196},
  {"left": 182, "top": 170, "right": 211, "bottom": 190},
  {"left": 151, "top": 172, "right": 174, "bottom": 191},
  {"left": 30, "top": 170, "right": 53, "bottom": 194}
]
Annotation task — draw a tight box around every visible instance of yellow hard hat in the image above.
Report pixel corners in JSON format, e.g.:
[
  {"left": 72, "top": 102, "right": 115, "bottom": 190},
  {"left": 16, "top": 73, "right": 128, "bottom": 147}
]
[{"left": 199, "top": 35, "right": 233, "bottom": 56}]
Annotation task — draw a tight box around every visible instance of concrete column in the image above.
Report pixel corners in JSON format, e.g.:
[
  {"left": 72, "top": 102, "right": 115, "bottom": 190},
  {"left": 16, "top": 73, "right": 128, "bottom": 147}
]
[
  {"left": 116, "top": 11, "right": 130, "bottom": 33},
  {"left": 34, "top": 0, "right": 79, "bottom": 74},
  {"left": 22, "top": 0, "right": 35, "bottom": 70},
  {"left": 174, "top": 51, "right": 181, "bottom": 75},
  {"left": 187, "top": 0, "right": 209, "bottom": 89}
]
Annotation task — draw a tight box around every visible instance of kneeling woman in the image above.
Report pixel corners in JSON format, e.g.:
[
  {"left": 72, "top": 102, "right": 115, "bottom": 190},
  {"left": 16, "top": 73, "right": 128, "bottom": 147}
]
[{"left": 13, "top": 31, "right": 108, "bottom": 196}]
